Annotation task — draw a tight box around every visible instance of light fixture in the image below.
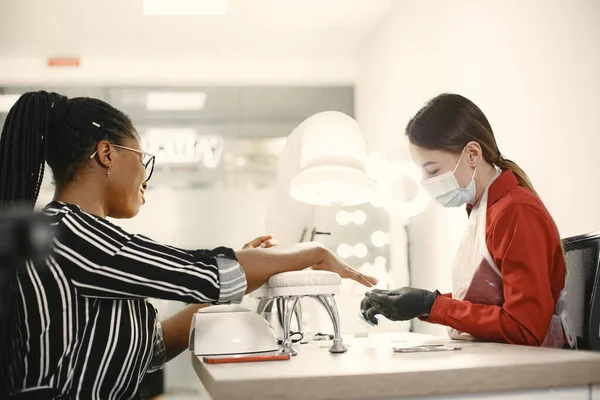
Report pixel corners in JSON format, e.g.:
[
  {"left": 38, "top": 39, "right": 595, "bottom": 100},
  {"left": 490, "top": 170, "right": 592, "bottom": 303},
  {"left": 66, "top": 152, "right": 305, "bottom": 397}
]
[
  {"left": 288, "top": 111, "right": 375, "bottom": 207},
  {"left": 354, "top": 243, "right": 368, "bottom": 259},
  {"left": 143, "top": 0, "right": 228, "bottom": 16},
  {"left": 146, "top": 92, "right": 207, "bottom": 111},
  {"left": 335, "top": 210, "right": 351, "bottom": 226},
  {"left": 360, "top": 262, "right": 373, "bottom": 271},
  {"left": 352, "top": 210, "right": 367, "bottom": 225},
  {"left": 374, "top": 256, "right": 387, "bottom": 267},
  {"left": 0, "top": 94, "right": 21, "bottom": 113},
  {"left": 336, "top": 244, "right": 353, "bottom": 259},
  {"left": 371, "top": 231, "right": 390, "bottom": 248},
  {"left": 377, "top": 160, "right": 430, "bottom": 218}
]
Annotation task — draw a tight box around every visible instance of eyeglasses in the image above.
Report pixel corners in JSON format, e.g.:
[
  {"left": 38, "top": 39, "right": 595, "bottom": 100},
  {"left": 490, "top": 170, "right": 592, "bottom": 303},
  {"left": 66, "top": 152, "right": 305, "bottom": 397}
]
[
  {"left": 90, "top": 144, "right": 156, "bottom": 183},
  {"left": 89, "top": 122, "right": 156, "bottom": 182}
]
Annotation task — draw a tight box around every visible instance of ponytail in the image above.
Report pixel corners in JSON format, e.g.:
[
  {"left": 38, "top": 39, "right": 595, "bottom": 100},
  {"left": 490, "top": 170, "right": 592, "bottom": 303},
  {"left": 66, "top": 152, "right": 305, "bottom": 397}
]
[
  {"left": 0, "top": 91, "right": 69, "bottom": 210},
  {"left": 0, "top": 91, "right": 135, "bottom": 211},
  {"left": 497, "top": 154, "right": 566, "bottom": 259},
  {"left": 496, "top": 156, "right": 538, "bottom": 197}
]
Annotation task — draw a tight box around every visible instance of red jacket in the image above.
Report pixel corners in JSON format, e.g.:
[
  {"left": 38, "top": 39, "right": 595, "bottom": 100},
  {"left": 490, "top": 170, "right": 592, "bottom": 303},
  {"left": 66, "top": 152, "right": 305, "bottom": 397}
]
[{"left": 424, "top": 170, "right": 565, "bottom": 345}]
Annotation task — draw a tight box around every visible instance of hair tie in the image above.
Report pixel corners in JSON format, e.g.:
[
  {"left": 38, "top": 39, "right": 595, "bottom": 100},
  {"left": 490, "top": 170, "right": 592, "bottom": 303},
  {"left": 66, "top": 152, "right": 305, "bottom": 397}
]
[{"left": 497, "top": 154, "right": 506, "bottom": 166}]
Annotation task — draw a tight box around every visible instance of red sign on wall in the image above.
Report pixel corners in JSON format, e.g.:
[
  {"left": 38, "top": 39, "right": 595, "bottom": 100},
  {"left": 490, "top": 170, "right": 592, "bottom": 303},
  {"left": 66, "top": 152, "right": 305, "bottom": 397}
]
[{"left": 47, "top": 58, "right": 80, "bottom": 67}]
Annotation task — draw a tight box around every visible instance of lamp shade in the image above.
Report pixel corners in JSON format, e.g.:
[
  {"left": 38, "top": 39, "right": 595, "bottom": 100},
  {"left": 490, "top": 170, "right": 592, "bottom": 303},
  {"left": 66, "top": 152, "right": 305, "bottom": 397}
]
[{"left": 288, "top": 111, "right": 374, "bottom": 206}]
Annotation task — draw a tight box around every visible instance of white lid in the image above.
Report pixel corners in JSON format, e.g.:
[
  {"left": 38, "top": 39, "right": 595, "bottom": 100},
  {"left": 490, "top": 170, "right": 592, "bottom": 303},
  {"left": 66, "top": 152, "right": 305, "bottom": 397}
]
[{"left": 196, "top": 304, "right": 250, "bottom": 314}]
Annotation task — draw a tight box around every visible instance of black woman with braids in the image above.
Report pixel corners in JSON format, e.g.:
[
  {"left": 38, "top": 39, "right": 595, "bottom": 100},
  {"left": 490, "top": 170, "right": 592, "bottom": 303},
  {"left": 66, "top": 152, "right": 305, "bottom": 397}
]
[{"left": 0, "top": 91, "right": 376, "bottom": 400}]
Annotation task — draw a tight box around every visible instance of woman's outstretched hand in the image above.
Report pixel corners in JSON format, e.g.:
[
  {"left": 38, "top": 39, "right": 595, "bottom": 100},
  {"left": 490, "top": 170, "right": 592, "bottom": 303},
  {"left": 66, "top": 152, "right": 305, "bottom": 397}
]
[{"left": 312, "top": 248, "right": 378, "bottom": 288}]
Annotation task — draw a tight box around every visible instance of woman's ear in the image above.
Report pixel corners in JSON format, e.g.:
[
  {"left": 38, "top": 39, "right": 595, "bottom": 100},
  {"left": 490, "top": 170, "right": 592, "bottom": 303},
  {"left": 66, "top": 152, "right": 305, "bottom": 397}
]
[
  {"left": 95, "top": 141, "right": 113, "bottom": 168},
  {"left": 465, "top": 141, "right": 483, "bottom": 167}
]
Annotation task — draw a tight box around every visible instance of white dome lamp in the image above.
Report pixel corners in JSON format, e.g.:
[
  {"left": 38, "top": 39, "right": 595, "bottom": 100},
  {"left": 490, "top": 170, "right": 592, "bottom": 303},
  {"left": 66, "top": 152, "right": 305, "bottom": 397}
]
[{"left": 288, "top": 111, "right": 375, "bottom": 207}]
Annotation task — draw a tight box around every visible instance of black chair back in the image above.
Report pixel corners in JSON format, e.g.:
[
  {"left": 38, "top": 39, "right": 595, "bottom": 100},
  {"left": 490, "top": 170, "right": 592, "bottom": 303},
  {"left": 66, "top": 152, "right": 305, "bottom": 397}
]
[{"left": 562, "top": 232, "right": 600, "bottom": 350}]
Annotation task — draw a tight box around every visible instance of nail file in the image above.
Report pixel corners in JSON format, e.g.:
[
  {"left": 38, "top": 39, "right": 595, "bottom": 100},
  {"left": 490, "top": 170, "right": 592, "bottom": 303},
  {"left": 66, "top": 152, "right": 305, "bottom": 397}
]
[{"left": 392, "top": 345, "right": 461, "bottom": 353}]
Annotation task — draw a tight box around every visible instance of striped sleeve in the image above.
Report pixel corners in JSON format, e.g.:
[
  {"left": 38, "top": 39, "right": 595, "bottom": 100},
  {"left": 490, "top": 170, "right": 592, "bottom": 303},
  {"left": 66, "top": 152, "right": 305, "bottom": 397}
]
[
  {"left": 147, "top": 321, "right": 166, "bottom": 373},
  {"left": 213, "top": 255, "right": 247, "bottom": 304},
  {"left": 49, "top": 206, "right": 247, "bottom": 303}
]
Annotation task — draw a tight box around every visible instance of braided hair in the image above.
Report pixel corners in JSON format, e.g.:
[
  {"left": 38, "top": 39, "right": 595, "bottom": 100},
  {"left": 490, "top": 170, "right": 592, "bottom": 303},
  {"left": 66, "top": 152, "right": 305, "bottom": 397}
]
[{"left": 0, "top": 91, "right": 137, "bottom": 210}]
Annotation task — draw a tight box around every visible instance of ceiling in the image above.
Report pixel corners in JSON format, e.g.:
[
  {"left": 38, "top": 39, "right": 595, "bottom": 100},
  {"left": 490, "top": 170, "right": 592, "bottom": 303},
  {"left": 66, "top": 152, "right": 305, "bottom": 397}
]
[
  {"left": 0, "top": 84, "right": 355, "bottom": 190},
  {"left": 0, "top": 0, "right": 392, "bottom": 58},
  {"left": 0, "top": 85, "right": 354, "bottom": 137}
]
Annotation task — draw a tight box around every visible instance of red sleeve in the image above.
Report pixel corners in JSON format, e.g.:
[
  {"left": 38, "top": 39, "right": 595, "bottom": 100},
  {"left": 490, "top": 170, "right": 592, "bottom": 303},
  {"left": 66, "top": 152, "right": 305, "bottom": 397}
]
[
  {"left": 426, "top": 204, "right": 557, "bottom": 345},
  {"left": 418, "top": 292, "right": 451, "bottom": 322}
]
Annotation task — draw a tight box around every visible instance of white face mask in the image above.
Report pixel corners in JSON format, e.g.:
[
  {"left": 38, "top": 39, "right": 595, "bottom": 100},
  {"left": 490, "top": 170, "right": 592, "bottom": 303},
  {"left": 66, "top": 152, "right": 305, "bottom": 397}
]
[{"left": 420, "top": 148, "right": 477, "bottom": 208}]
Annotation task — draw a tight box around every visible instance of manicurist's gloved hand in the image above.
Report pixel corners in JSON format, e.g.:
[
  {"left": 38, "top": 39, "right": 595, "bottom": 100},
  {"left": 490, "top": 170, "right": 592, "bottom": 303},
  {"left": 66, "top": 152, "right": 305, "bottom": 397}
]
[{"left": 361, "top": 287, "right": 441, "bottom": 323}]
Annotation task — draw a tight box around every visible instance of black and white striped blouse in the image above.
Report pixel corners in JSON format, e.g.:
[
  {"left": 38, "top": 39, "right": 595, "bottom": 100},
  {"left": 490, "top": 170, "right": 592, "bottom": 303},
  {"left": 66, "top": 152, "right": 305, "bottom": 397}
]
[{"left": 1, "top": 201, "right": 247, "bottom": 400}]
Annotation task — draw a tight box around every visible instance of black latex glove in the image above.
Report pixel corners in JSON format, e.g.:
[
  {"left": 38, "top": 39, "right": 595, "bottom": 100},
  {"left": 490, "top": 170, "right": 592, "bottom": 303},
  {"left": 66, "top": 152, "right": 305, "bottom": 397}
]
[{"left": 361, "top": 287, "right": 440, "bottom": 323}]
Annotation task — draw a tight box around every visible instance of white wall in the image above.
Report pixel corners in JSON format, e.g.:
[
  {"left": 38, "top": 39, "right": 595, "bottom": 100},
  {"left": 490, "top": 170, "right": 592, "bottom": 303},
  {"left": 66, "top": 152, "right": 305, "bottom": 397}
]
[{"left": 356, "top": 0, "right": 600, "bottom": 335}]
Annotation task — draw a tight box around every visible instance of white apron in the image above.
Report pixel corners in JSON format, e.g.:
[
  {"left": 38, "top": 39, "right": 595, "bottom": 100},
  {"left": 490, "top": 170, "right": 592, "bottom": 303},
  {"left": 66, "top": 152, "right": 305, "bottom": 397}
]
[{"left": 448, "top": 171, "right": 576, "bottom": 348}]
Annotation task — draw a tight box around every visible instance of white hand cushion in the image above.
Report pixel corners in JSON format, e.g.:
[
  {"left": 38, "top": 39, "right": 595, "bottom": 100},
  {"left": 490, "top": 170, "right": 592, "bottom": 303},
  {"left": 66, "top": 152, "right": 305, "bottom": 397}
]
[
  {"left": 267, "top": 270, "right": 341, "bottom": 288},
  {"left": 249, "top": 270, "right": 341, "bottom": 298}
]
